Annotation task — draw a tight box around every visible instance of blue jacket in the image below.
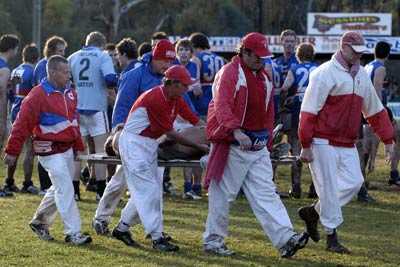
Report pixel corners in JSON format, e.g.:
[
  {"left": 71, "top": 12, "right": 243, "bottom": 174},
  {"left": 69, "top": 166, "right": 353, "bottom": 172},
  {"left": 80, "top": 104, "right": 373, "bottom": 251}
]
[
  {"left": 121, "top": 60, "right": 139, "bottom": 76},
  {"left": 116, "top": 59, "right": 140, "bottom": 89},
  {"left": 112, "top": 56, "right": 163, "bottom": 128}
]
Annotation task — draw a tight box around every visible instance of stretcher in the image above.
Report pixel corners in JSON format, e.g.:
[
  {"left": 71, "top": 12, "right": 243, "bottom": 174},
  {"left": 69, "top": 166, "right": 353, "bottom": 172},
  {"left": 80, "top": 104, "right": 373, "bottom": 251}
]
[{"left": 77, "top": 153, "right": 299, "bottom": 168}]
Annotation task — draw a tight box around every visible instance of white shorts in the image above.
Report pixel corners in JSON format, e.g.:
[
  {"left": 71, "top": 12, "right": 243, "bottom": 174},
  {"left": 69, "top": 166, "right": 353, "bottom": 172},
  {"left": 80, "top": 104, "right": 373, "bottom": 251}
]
[{"left": 79, "top": 111, "right": 109, "bottom": 137}]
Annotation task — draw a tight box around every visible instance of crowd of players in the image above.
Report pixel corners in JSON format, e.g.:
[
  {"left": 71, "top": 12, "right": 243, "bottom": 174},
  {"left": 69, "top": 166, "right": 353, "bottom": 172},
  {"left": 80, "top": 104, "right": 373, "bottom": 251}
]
[{"left": 0, "top": 28, "right": 399, "bottom": 256}]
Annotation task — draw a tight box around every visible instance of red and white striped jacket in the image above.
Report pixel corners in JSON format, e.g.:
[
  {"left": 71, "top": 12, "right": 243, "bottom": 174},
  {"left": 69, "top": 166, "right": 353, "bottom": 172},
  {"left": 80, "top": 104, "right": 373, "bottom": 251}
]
[
  {"left": 5, "top": 79, "right": 85, "bottom": 156},
  {"left": 299, "top": 56, "right": 394, "bottom": 148}
]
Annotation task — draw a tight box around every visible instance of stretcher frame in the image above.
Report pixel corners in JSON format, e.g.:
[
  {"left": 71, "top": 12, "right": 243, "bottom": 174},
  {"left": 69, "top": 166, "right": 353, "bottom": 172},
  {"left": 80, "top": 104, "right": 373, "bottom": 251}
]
[{"left": 77, "top": 153, "right": 299, "bottom": 168}]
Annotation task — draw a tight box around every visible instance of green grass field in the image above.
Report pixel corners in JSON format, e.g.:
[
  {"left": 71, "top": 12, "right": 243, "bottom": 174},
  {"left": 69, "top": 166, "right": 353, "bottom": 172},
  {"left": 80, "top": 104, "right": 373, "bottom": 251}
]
[{"left": 1, "top": 147, "right": 399, "bottom": 267}]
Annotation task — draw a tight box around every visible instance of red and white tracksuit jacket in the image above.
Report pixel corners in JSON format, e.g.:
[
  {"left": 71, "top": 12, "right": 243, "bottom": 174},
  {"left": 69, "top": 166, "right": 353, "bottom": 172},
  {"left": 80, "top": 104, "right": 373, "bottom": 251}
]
[
  {"left": 204, "top": 56, "right": 274, "bottom": 187},
  {"left": 207, "top": 55, "right": 274, "bottom": 143},
  {"left": 299, "top": 57, "right": 394, "bottom": 148},
  {"left": 5, "top": 79, "right": 85, "bottom": 156}
]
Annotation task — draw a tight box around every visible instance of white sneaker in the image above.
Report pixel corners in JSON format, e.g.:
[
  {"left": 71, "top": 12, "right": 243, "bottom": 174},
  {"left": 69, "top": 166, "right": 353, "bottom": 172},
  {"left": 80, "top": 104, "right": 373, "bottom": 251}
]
[
  {"left": 279, "top": 232, "right": 309, "bottom": 258},
  {"left": 21, "top": 185, "right": 40, "bottom": 194},
  {"left": 30, "top": 223, "right": 54, "bottom": 241},
  {"left": 65, "top": 233, "right": 92, "bottom": 245},
  {"left": 164, "top": 182, "right": 179, "bottom": 196},
  {"left": 200, "top": 155, "right": 209, "bottom": 169},
  {"left": 92, "top": 218, "right": 110, "bottom": 235},
  {"left": 204, "top": 244, "right": 235, "bottom": 256},
  {"left": 183, "top": 190, "right": 202, "bottom": 200},
  {"left": 38, "top": 189, "right": 47, "bottom": 196}
]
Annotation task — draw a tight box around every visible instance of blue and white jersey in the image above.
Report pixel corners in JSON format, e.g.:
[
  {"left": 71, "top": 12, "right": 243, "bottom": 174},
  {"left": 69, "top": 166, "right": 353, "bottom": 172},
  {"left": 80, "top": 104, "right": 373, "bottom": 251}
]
[
  {"left": 265, "top": 57, "right": 283, "bottom": 94},
  {"left": 10, "top": 63, "right": 35, "bottom": 122},
  {"left": 33, "top": 58, "right": 47, "bottom": 85},
  {"left": 11, "top": 63, "right": 35, "bottom": 95},
  {"left": 273, "top": 54, "right": 298, "bottom": 88},
  {"left": 192, "top": 51, "right": 225, "bottom": 116},
  {"left": 68, "top": 46, "right": 117, "bottom": 112},
  {"left": 365, "top": 59, "right": 386, "bottom": 103},
  {"left": 1, "top": 58, "right": 13, "bottom": 105},
  {"left": 265, "top": 57, "right": 284, "bottom": 118},
  {"left": 173, "top": 59, "right": 199, "bottom": 115},
  {"left": 365, "top": 60, "right": 385, "bottom": 83},
  {"left": 291, "top": 62, "right": 318, "bottom": 101},
  {"left": 0, "top": 57, "right": 8, "bottom": 70},
  {"left": 197, "top": 51, "right": 225, "bottom": 85}
]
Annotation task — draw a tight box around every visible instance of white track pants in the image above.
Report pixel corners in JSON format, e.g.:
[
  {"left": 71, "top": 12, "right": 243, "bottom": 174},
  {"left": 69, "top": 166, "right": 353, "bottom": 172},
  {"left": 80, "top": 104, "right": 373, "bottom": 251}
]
[
  {"left": 118, "top": 131, "right": 164, "bottom": 240},
  {"left": 309, "top": 138, "right": 364, "bottom": 233},
  {"left": 31, "top": 149, "right": 81, "bottom": 235},
  {"left": 203, "top": 146, "right": 296, "bottom": 250},
  {"left": 95, "top": 165, "right": 128, "bottom": 223},
  {"left": 95, "top": 163, "right": 164, "bottom": 226}
]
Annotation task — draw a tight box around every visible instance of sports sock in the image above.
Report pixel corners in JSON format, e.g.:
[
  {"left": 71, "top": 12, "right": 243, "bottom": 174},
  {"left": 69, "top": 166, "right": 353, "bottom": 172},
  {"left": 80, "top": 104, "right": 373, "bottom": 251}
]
[{"left": 96, "top": 180, "right": 107, "bottom": 197}]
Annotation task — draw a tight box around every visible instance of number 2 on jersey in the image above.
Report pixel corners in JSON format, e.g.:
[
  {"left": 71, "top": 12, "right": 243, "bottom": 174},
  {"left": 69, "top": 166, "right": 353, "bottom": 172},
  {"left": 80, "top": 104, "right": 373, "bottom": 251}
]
[
  {"left": 79, "top": 58, "right": 90, "bottom": 81},
  {"left": 296, "top": 66, "right": 317, "bottom": 91}
]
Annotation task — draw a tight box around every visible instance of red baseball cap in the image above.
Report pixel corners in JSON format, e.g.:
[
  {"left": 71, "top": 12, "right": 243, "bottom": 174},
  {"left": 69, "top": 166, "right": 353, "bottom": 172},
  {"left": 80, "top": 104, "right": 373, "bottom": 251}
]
[
  {"left": 241, "top": 32, "right": 272, "bottom": 58},
  {"left": 152, "top": 39, "right": 176, "bottom": 61},
  {"left": 341, "top": 31, "right": 368, "bottom": 53},
  {"left": 164, "top": 65, "right": 194, "bottom": 86}
]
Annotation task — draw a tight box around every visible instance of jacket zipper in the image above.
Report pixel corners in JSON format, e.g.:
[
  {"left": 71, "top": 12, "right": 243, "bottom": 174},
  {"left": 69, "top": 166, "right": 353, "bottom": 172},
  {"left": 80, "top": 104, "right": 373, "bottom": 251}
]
[
  {"left": 63, "top": 93, "right": 69, "bottom": 118},
  {"left": 62, "top": 90, "right": 78, "bottom": 137},
  {"left": 240, "top": 78, "right": 248, "bottom": 127},
  {"left": 345, "top": 77, "right": 355, "bottom": 140},
  {"left": 52, "top": 90, "right": 69, "bottom": 118}
]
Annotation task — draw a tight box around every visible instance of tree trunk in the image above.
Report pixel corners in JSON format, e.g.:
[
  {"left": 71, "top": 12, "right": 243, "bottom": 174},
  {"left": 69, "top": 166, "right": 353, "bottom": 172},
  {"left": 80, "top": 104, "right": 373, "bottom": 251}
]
[
  {"left": 111, "top": 0, "right": 147, "bottom": 41},
  {"left": 112, "top": 0, "right": 120, "bottom": 41}
]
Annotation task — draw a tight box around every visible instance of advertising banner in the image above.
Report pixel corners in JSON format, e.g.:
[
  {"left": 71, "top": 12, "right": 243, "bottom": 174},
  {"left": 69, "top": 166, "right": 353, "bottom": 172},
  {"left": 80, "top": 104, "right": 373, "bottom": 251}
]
[
  {"left": 307, "top": 13, "right": 392, "bottom": 36},
  {"left": 171, "top": 35, "right": 400, "bottom": 54}
]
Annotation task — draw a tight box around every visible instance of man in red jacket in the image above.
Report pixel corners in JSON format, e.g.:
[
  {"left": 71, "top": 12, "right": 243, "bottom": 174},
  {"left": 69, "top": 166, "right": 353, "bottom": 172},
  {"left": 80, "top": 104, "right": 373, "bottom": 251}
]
[
  {"left": 110, "top": 65, "right": 208, "bottom": 252},
  {"left": 3, "top": 55, "right": 92, "bottom": 245},
  {"left": 203, "top": 32, "right": 309, "bottom": 258},
  {"left": 298, "top": 31, "right": 395, "bottom": 254}
]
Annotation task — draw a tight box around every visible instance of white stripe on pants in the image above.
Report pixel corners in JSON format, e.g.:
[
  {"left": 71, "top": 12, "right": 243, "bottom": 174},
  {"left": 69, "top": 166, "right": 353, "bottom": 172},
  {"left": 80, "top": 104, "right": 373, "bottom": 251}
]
[
  {"left": 309, "top": 138, "right": 364, "bottom": 232},
  {"left": 118, "top": 131, "right": 164, "bottom": 240},
  {"left": 203, "top": 146, "right": 295, "bottom": 250},
  {"left": 31, "top": 148, "right": 81, "bottom": 235}
]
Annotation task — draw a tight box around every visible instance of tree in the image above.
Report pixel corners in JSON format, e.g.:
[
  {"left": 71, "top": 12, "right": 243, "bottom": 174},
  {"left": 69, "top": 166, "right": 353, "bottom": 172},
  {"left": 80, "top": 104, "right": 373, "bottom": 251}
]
[
  {"left": 0, "top": 4, "right": 17, "bottom": 36},
  {"left": 174, "top": 0, "right": 252, "bottom": 36},
  {"left": 90, "top": 0, "right": 147, "bottom": 41}
]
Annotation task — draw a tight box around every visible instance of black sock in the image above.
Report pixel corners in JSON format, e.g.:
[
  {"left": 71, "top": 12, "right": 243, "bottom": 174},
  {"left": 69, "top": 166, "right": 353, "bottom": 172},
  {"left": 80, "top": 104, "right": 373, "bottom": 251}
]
[
  {"left": 22, "top": 180, "right": 33, "bottom": 188},
  {"left": 5, "top": 178, "right": 15, "bottom": 186},
  {"left": 73, "top": 181, "right": 80, "bottom": 197},
  {"left": 390, "top": 170, "right": 399, "bottom": 180},
  {"left": 88, "top": 177, "right": 96, "bottom": 186},
  {"left": 163, "top": 167, "right": 171, "bottom": 181},
  {"left": 96, "top": 180, "right": 106, "bottom": 197},
  {"left": 38, "top": 162, "right": 52, "bottom": 190}
]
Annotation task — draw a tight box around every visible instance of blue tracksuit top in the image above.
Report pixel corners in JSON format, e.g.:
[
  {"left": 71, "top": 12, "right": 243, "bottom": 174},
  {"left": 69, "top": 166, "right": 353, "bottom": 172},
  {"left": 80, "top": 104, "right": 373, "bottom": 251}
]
[{"left": 111, "top": 55, "right": 163, "bottom": 128}]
